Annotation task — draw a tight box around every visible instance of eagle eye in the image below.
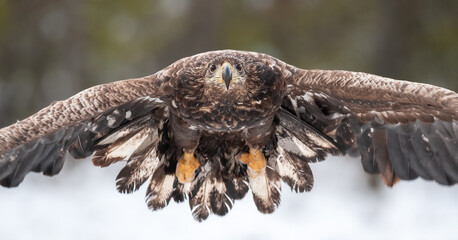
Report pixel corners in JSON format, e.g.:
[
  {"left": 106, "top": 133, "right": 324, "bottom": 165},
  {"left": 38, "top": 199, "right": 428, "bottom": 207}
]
[
  {"left": 235, "top": 64, "right": 243, "bottom": 72},
  {"left": 209, "top": 64, "right": 217, "bottom": 72}
]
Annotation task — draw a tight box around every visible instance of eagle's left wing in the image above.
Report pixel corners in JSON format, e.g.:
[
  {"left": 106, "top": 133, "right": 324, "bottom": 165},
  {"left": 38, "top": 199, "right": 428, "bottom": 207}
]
[{"left": 282, "top": 67, "right": 458, "bottom": 186}]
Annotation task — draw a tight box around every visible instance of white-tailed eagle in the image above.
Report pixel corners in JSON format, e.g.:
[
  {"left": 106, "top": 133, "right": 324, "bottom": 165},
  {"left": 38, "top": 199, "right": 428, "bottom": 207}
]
[{"left": 0, "top": 50, "right": 457, "bottom": 221}]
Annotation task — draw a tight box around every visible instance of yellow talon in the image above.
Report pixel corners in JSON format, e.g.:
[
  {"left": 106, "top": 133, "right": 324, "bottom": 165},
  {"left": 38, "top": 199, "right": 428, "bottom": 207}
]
[
  {"left": 176, "top": 152, "right": 200, "bottom": 183},
  {"left": 240, "top": 148, "right": 266, "bottom": 178}
]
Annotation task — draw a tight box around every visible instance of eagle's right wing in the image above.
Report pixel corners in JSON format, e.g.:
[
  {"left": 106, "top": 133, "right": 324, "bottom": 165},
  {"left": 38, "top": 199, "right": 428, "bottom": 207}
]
[{"left": 0, "top": 70, "right": 172, "bottom": 188}]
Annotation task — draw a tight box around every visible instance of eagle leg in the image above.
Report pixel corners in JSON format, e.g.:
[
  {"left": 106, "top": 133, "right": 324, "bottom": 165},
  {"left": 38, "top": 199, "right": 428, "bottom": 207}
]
[
  {"left": 240, "top": 148, "right": 266, "bottom": 178},
  {"left": 176, "top": 151, "right": 200, "bottom": 183}
]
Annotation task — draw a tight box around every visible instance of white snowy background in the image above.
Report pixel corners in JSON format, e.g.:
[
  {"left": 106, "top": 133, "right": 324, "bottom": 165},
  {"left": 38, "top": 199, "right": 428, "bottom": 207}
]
[{"left": 1, "top": 155, "right": 457, "bottom": 240}]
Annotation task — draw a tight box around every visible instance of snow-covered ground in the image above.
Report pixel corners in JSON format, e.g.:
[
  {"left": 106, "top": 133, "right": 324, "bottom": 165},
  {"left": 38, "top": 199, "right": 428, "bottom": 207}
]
[{"left": 1, "top": 156, "right": 457, "bottom": 240}]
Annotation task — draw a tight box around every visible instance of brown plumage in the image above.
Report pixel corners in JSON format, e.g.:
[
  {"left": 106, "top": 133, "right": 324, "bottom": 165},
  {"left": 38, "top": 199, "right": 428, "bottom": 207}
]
[{"left": 0, "top": 50, "right": 457, "bottom": 221}]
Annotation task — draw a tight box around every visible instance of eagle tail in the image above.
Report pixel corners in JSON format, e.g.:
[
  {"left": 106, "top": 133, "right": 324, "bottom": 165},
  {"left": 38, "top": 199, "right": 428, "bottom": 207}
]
[
  {"left": 188, "top": 162, "right": 233, "bottom": 222},
  {"left": 223, "top": 164, "right": 249, "bottom": 200},
  {"left": 171, "top": 181, "right": 191, "bottom": 203},
  {"left": 248, "top": 164, "right": 281, "bottom": 214}
]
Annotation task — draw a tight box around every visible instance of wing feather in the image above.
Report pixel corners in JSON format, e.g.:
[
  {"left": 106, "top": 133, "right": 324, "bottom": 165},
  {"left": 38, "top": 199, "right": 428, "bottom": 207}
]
[
  {"left": 275, "top": 108, "right": 340, "bottom": 162},
  {"left": 92, "top": 116, "right": 155, "bottom": 167},
  {"left": 272, "top": 147, "right": 314, "bottom": 193},
  {"left": 0, "top": 75, "right": 166, "bottom": 152},
  {"left": 284, "top": 68, "right": 458, "bottom": 186},
  {"left": 145, "top": 165, "right": 176, "bottom": 211},
  {"left": 386, "top": 127, "right": 415, "bottom": 180},
  {"left": 115, "top": 119, "right": 163, "bottom": 194},
  {"left": 397, "top": 124, "right": 432, "bottom": 180},
  {"left": 0, "top": 73, "right": 169, "bottom": 187},
  {"left": 356, "top": 128, "right": 378, "bottom": 174}
]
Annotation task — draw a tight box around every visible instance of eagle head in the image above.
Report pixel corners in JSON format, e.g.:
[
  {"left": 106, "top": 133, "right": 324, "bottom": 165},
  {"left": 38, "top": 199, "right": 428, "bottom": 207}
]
[
  {"left": 170, "top": 50, "right": 286, "bottom": 130},
  {"left": 205, "top": 57, "right": 247, "bottom": 90}
]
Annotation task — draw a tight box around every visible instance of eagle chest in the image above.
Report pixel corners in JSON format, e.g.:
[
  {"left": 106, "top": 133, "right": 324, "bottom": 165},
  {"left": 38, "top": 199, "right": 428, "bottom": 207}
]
[{"left": 169, "top": 88, "right": 276, "bottom": 131}]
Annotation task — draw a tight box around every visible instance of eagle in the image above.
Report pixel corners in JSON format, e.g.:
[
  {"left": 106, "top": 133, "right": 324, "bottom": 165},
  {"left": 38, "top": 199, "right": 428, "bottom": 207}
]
[{"left": 0, "top": 50, "right": 457, "bottom": 221}]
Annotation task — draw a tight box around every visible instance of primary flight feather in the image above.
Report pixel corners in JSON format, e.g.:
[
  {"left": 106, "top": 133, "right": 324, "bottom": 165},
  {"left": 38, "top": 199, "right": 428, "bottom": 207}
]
[{"left": 0, "top": 50, "right": 457, "bottom": 221}]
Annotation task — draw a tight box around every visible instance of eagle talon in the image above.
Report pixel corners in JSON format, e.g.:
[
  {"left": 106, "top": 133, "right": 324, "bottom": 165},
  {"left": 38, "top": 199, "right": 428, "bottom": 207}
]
[
  {"left": 176, "top": 152, "right": 200, "bottom": 183},
  {"left": 240, "top": 149, "right": 266, "bottom": 178}
]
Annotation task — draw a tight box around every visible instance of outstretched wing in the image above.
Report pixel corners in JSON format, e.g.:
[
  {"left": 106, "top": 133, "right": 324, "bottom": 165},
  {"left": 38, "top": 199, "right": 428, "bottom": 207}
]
[
  {"left": 282, "top": 68, "right": 458, "bottom": 186},
  {"left": 0, "top": 71, "right": 172, "bottom": 187}
]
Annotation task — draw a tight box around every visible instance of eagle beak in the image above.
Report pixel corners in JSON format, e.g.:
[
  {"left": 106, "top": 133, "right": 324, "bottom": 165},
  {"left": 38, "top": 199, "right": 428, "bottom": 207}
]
[{"left": 221, "top": 63, "right": 232, "bottom": 90}]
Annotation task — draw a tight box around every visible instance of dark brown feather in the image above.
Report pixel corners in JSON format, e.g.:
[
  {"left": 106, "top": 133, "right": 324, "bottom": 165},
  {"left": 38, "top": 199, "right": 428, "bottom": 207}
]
[
  {"left": 271, "top": 148, "right": 314, "bottom": 193},
  {"left": 188, "top": 162, "right": 232, "bottom": 222},
  {"left": 286, "top": 68, "right": 458, "bottom": 186},
  {"left": 0, "top": 76, "right": 168, "bottom": 153},
  {"left": 0, "top": 75, "right": 168, "bottom": 187},
  {"left": 276, "top": 108, "right": 341, "bottom": 161},
  {"left": 92, "top": 115, "right": 157, "bottom": 167},
  {"left": 145, "top": 165, "right": 176, "bottom": 211}
]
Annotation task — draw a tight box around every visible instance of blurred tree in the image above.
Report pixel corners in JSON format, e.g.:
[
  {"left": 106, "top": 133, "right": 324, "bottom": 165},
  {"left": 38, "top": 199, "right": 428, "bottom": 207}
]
[{"left": 0, "top": 0, "right": 89, "bottom": 126}]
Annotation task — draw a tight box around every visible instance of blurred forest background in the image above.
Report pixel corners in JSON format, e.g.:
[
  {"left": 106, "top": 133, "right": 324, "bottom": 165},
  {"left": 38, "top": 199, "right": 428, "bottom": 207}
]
[{"left": 0, "top": 0, "right": 457, "bottom": 239}]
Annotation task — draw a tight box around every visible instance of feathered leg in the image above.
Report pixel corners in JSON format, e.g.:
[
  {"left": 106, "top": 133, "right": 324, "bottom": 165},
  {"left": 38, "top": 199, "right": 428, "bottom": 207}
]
[
  {"left": 241, "top": 120, "right": 282, "bottom": 213},
  {"left": 176, "top": 151, "right": 200, "bottom": 183},
  {"left": 240, "top": 148, "right": 266, "bottom": 178},
  {"left": 241, "top": 118, "right": 274, "bottom": 178},
  {"left": 170, "top": 115, "right": 201, "bottom": 183}
]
